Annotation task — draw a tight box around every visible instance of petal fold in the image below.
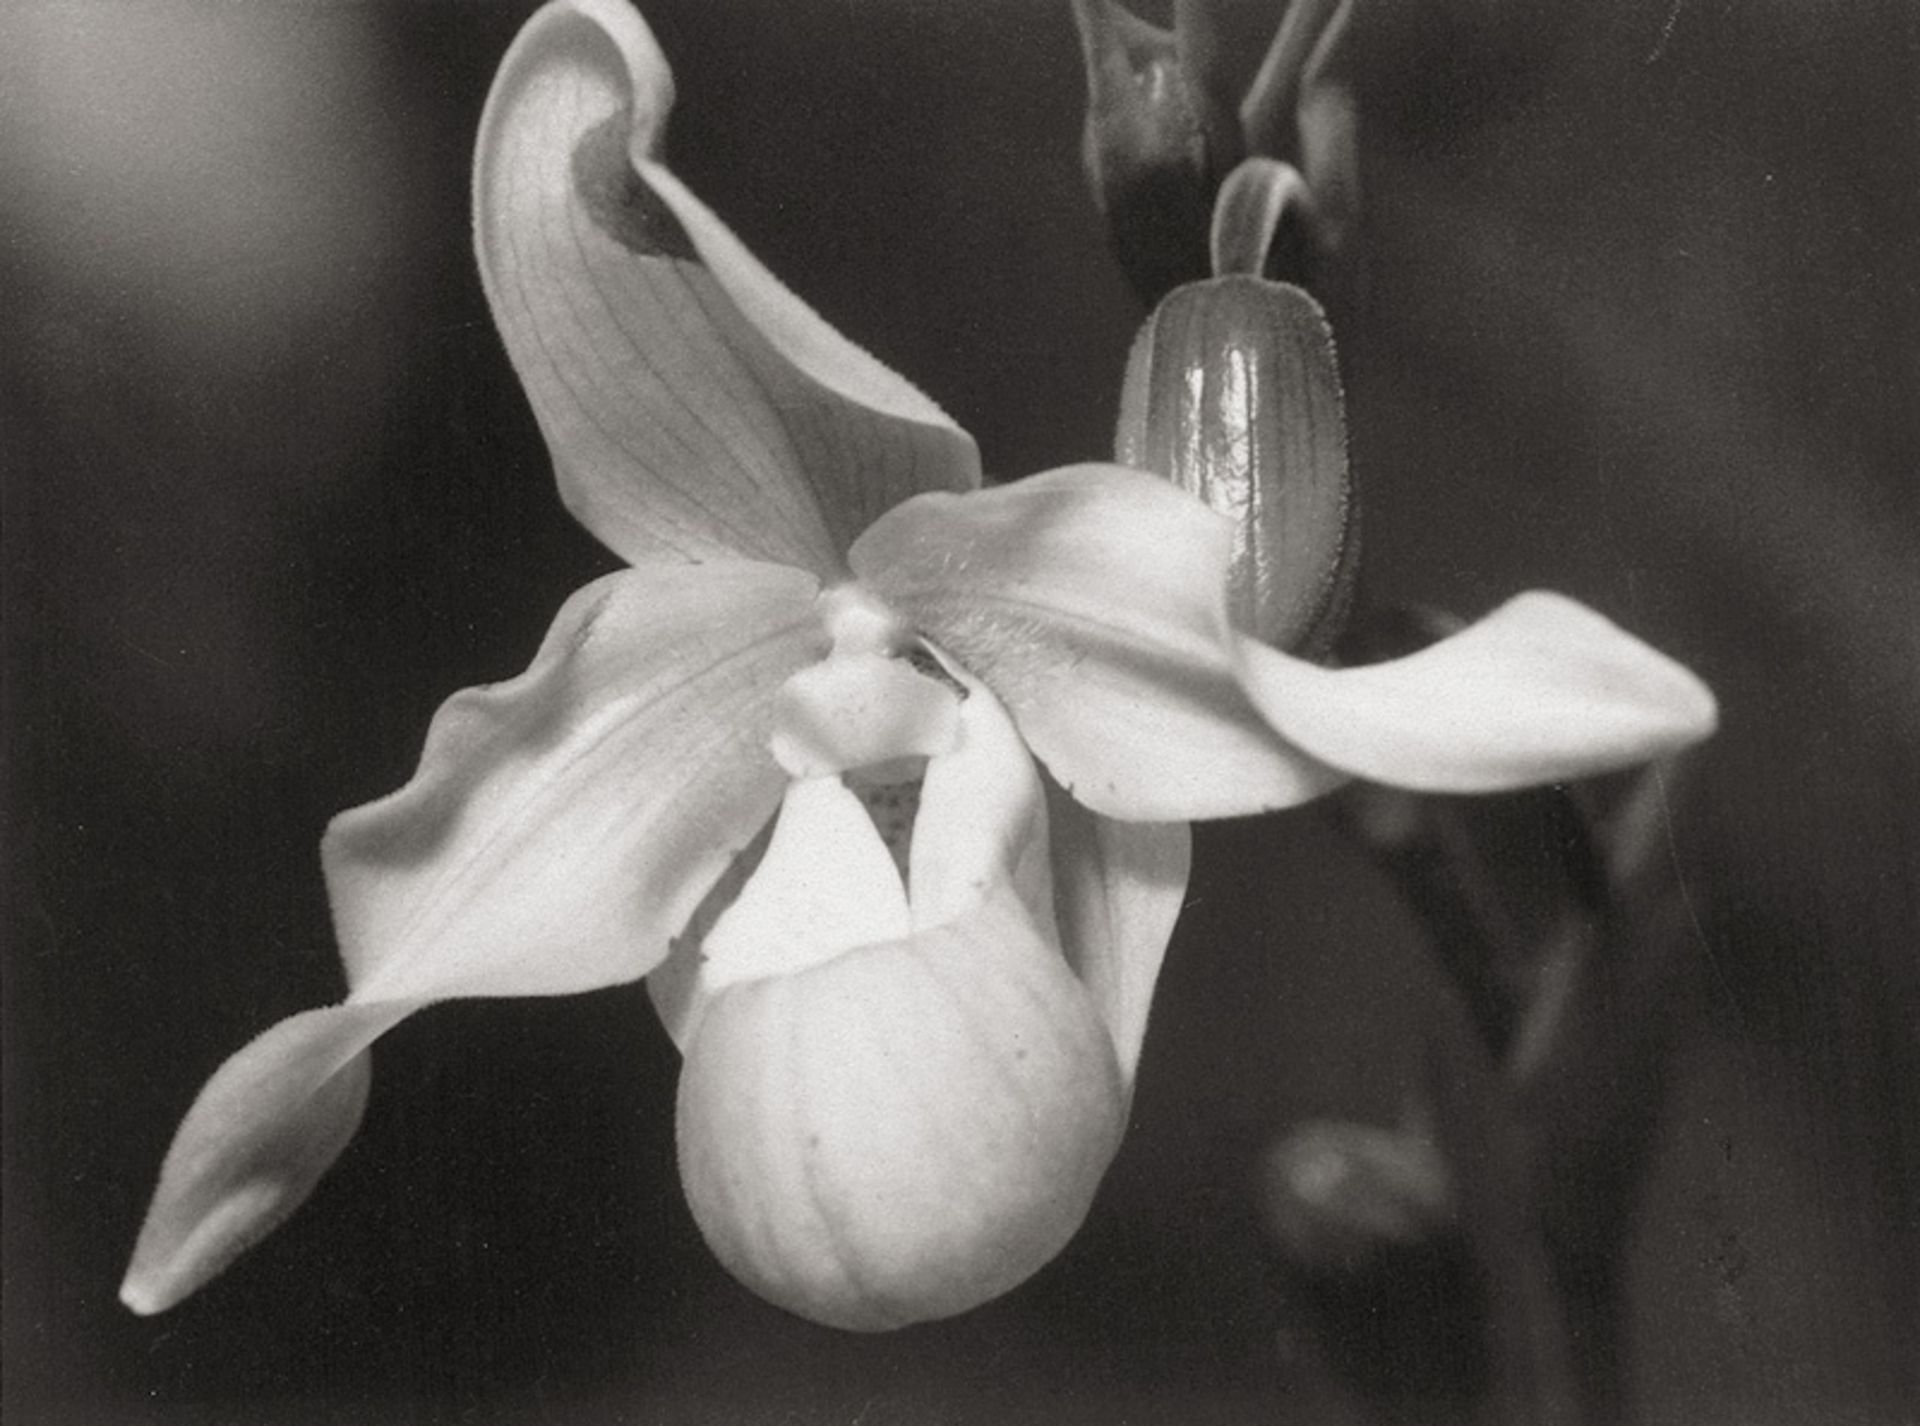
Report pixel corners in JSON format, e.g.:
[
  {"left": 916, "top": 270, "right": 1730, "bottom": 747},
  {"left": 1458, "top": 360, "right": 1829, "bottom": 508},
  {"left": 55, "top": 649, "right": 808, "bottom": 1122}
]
[
  {"left": 475, "top": 0, "right": 979, "bottom": 575},
  {"left": 328, "top": 563, "right": 824, "bottom": 1003},
  {"left": 1237, "top": 591, "right": 1720, "bottom": 791},
  {"left": 851, "top": 464, "right": 1344, "bottom": 821},
  {"left": 907, "top": 660, "right": 1057, "bottom": 932},
  {"left": 119, "top": 1000, "right": 416, "bottom": 1317}
]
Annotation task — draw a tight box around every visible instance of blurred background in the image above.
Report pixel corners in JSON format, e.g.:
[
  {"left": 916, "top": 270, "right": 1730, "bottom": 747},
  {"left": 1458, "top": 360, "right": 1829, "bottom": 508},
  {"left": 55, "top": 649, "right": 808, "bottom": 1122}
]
[{"left": 5, "top": 1, "right": 1915, "bottom": 1422}]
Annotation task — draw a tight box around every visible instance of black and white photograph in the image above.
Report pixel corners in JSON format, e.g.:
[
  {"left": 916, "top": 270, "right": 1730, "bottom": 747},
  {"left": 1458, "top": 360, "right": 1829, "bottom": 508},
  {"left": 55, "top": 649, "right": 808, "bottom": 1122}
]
[{"left": 6, "top": 2, "right": 1917, "bottom": 1421}]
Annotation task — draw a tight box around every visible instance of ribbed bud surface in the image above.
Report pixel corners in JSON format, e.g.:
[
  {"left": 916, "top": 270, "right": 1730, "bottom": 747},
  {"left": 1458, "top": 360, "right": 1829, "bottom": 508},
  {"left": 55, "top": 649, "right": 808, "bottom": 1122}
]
[{"left": 1118, "top": 274, "right": 1355, "bottom": 654}]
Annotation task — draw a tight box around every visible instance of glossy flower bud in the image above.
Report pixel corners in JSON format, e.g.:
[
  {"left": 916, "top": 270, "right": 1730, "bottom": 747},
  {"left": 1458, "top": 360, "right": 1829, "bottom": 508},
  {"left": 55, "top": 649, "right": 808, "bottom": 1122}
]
[
  {"left": 676, "top": 887, "right": 1126, "bottom": 1331},
  {"left": 1117, "top": 273, "right": 1356, "bottom": 654}
]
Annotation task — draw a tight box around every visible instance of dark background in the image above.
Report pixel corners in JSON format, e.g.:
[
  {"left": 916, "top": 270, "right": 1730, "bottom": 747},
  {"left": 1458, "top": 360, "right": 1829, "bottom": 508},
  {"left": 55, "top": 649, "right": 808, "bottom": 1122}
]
[{"left": 6, "top": 1, "right": 1916, "bottom": 1421}]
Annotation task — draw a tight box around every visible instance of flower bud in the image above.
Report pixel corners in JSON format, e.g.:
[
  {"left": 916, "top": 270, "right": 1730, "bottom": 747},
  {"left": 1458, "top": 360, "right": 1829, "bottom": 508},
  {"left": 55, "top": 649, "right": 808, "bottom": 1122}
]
[
  {"left": 1071, "top": 0, "right": 1243, "bottom": 302},
  {"left": 1262, "top": 1120, "right": 1454, "bottom": 1275},
  {"left": 1117, "top": 274, "right": 1356, "bottom": 654},
  {"left": 675, "top": 891, "right": 1126, "bottom": 1331}
]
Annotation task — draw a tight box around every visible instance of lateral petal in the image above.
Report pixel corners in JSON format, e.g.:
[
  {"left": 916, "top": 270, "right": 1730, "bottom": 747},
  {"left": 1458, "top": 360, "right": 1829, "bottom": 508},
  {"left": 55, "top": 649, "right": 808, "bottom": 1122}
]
[
  {"left": 119, "top": 1000, "right": 415, "bottom": 1317},
  {"left": 328, "top": 562, "right": 824, "bottom": 1004},
  {"left": 475, "top": 0, "right": 979, "bottom": 575},
  {"left": 1044, "top": 785, "right": 1191, "bottom": 1089},
  {"left": 851, "top": 464, "right": 1344, "bottom": 821},
  {"left": 1236, "top": 591, "right": 1720, "bottom": 791}
]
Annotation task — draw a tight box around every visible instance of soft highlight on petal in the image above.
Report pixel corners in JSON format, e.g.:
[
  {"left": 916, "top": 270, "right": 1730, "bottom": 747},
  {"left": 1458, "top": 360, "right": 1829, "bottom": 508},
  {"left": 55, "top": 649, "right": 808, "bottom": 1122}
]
[
  {"left": 852, "top": 464, "right": 1345, "bottom": 821},
  {"left": 699, "top": 776, "right": 911, "bottom": 994},
  {"left": 1237, "top": 591, "right": 1720, "bottom": 791},
  {"left": 119, "top": 1000, "right": 416, "bottom": 1317},
  {"left": 474, "top": 0, "right": 978, "bottom": 574},
  {"left": 329, "top": 563, "right": 824, "bottom": 1004}
]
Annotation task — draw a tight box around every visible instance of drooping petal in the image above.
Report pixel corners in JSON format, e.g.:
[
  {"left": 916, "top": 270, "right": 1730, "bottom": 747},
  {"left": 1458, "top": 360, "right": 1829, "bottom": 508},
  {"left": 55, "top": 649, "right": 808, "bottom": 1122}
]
[
  {"left": 1044, "top": 783, "right": 1192, "bottom": 1088},
  {"left": 123, "top": 560, "right": 827, "bottom": 1315},
  {"left": 851, "top": 463, "right": 1345, "bottom": 821},
  {"left": 119, "top": 1000, "right": 414, "bottom": 1317},
  {"left": 329, "top": 562, "right": 824, "bottom": 1003},
  {"left": 1235, "top": 591, "right": 1720, "bottom": 791},
  {"left": 475, "top": 0, "right": 979, "bottom": 575}
]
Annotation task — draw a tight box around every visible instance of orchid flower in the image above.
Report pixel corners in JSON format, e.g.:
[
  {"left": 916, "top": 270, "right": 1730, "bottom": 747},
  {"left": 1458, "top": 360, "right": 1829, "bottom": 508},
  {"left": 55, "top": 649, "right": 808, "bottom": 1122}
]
[{"left": 119, "top": 0, "right": 1716, "bottom": 1333}]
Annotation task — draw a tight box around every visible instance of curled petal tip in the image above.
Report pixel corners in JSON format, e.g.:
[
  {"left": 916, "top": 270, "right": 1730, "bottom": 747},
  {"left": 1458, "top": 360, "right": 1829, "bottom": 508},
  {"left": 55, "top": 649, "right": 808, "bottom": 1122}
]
[
  {"left": 502, "top": 0, "right": 675, "bottom": 162},
  {"left": 120, "top": 1183, "right": 290, "bottom": 1318},
  {"left": 1503, "top": 593, "right": 1721, "bottom": 754},
  {"left": 475, "top": 0, "right": 978, "bottom": 570}
]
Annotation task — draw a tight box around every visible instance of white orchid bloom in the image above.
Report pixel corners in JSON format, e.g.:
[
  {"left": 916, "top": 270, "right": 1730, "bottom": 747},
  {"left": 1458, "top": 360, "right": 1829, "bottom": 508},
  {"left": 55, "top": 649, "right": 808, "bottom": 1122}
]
[{"left": 120, "top": 0, "right": 1715, "bottom": 1333}]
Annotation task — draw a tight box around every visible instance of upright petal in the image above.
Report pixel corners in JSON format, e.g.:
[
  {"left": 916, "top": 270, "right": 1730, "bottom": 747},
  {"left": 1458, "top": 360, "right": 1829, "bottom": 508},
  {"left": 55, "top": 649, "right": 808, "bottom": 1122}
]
[
  {"left": 1235, "top": 591, "right": 1720, "bottom": 790},
  {"left": 329, "top": 562, "right": 825, "bottom": 1003},
  {"left": 475, "top": 0, "right": 980, "bottom": 574},
  {"left": 851, "top": 464, "right": 1345, "bottom": 821}
]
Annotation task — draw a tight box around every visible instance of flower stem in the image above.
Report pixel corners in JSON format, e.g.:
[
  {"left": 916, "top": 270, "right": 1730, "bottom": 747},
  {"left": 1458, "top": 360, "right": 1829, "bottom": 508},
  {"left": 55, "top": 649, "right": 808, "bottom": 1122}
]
[{"left": 1424, "top": 988, "right": 1588, "bottom": 1426}]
